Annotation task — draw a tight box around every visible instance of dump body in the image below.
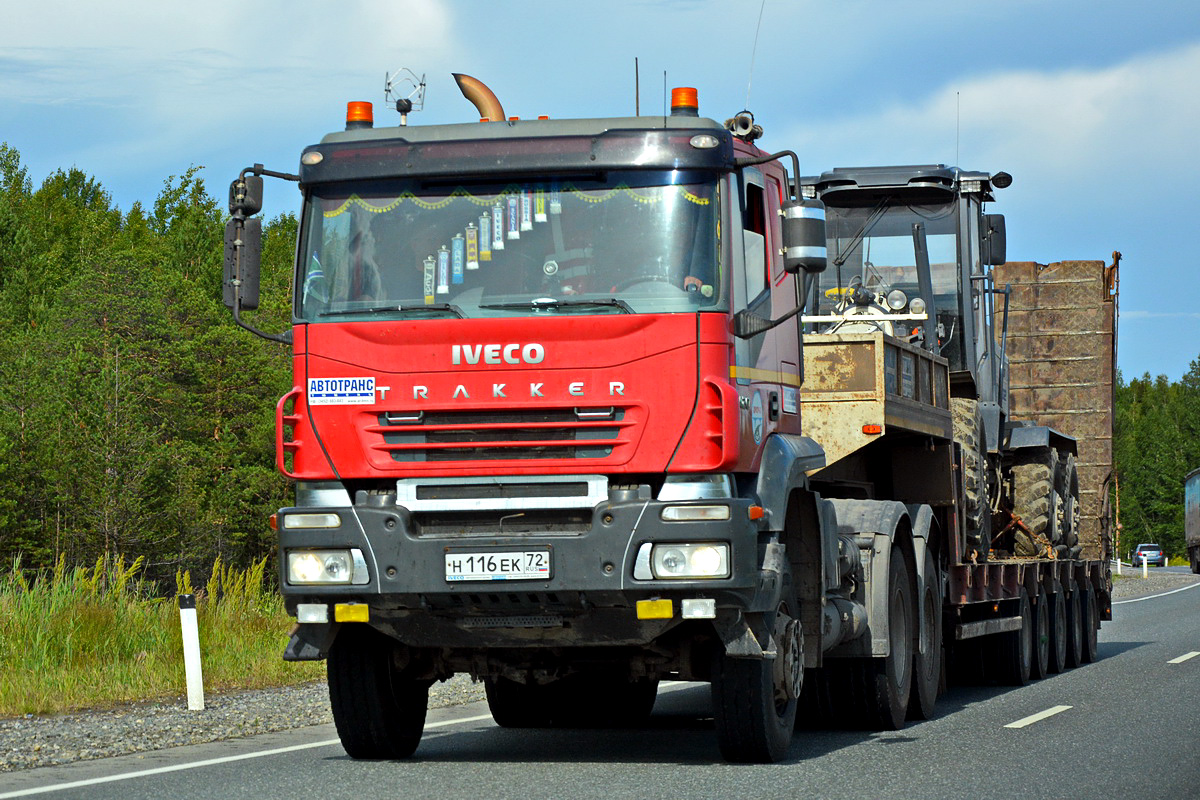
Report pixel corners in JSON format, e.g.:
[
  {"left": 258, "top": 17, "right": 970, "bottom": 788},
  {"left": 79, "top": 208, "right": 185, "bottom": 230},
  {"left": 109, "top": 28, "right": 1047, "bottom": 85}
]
[{"left": 992, "top": 260, "right": 1117, "bottom": 561}]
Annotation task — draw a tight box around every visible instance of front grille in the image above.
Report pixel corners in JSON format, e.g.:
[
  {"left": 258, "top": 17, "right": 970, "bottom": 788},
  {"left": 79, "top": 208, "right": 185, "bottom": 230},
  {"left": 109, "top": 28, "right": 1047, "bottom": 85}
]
[{"left": 368, "top": 407, "right": 633, "bottom": 463}]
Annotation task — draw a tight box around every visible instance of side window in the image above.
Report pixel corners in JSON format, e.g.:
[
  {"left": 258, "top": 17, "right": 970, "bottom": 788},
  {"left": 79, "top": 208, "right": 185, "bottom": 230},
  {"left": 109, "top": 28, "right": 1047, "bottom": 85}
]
[{"left": 743, "top": 170, "right": 768, "bottom": 302}]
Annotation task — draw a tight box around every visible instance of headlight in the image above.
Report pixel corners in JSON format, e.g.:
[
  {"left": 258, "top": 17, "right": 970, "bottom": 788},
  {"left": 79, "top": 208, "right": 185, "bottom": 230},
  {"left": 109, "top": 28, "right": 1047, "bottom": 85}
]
[
  {"left": 886, "top": 289, "right": 908, "bottom": 311},
  {"left": 286, "top": 548, "right": 369, "bottom": 585},
  {"left": 650, "top": 543, "right": 730, "bottom": 579},
  {"left": 909, "top": 296, "right": 927, "bottom": 315}
]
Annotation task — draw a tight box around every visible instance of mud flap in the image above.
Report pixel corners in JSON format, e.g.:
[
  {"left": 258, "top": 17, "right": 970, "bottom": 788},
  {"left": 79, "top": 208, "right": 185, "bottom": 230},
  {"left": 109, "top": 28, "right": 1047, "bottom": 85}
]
[{"left": 284, "top": 622, "right": 339, "bottom": 661}]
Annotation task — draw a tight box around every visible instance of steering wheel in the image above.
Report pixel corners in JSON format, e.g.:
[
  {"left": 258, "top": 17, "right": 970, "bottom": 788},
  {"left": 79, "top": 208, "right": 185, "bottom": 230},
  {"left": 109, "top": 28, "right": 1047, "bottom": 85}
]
[{"left": 611, "top": 275, "right": 677, "bottom": 292}]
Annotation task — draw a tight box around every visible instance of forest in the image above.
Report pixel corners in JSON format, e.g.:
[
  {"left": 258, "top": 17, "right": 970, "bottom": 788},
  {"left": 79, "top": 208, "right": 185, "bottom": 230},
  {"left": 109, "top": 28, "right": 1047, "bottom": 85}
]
[{"left": 0, "top": 142, "right": 1197, "bottom": 584}]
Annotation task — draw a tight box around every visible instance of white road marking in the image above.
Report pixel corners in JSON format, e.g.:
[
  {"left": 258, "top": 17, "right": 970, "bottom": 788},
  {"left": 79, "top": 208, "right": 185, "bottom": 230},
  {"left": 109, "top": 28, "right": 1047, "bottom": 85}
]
[
  {"left": 1168, "top": 651, "right": 1200, "bottom": 664},
  {"left": 0, "top": 714, "right": 495, "bottom": 799},
  {"left": 1113, "top": 581, "right": 1200, "bottom": 604},
  {"left": 1004, "top": 705, "right": 1072, "bottom": 729}
]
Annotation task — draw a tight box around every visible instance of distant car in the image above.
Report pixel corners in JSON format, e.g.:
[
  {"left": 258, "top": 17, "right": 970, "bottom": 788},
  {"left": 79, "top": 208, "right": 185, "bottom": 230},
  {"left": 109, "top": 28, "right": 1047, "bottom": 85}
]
[{"left": 1132, "top": 543, "right": 1167, "bottom": 567}]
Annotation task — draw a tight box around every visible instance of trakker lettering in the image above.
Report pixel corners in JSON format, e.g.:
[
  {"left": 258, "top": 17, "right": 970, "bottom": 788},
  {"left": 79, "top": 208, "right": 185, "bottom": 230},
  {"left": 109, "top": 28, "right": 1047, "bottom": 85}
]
[
  {"left": 407, "top": 381, "right": 625, "bottom": 400},
  {"left": 452, "top": 343, "right": 545, "bottom": 365}
]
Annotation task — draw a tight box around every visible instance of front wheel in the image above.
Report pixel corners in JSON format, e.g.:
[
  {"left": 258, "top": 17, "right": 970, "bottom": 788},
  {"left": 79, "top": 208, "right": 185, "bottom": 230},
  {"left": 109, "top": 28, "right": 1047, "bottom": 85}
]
[
  {"left": 327, "top": 624, "right": 431, "bottom": 759},
  {"left": 712, "top": 573, "right": 800, "bottom": 763}
]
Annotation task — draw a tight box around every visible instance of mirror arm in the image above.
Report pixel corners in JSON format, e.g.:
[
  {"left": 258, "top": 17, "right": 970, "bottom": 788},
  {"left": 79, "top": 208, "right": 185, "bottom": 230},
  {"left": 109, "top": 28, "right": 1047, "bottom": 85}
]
[
  {"left": 244, "top": 163, "right": 300, "bottom": 183},
  {"left": 232, "top": 293, "right": 292, "bottom": 345}
]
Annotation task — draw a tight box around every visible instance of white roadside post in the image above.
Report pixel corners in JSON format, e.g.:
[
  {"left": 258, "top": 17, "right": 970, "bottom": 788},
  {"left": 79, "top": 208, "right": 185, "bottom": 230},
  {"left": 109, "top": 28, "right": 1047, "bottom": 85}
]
[
  {"left": 178, "top": 594, "right": 205, "bottom": 711},
  {"left": 1142, "top": 556, "right": 1148, "bottom": 579}
]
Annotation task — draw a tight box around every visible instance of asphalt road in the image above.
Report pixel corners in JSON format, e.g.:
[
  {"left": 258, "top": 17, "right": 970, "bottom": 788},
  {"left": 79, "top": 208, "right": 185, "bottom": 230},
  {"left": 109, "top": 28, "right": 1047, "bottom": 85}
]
[{"left": 4, "top": 583, "right": 1199, "bottom": 800}]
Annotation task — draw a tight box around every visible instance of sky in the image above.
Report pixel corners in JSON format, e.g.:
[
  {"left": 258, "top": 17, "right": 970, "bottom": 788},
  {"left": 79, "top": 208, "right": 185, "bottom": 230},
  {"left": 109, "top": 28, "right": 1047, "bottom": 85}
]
[{"left": 2, "top": 0, "right": 1197, "bottom": 380}]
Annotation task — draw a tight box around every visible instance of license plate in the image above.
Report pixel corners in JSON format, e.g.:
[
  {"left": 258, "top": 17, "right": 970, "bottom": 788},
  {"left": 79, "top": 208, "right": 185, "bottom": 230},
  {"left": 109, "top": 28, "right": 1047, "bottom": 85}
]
[{"left": 444, "top": 550, "right": 551, "bottom": 582}]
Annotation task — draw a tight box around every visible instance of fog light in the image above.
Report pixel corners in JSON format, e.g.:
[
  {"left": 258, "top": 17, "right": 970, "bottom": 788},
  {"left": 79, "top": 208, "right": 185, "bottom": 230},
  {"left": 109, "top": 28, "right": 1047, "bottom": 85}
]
[
  {"left": 651, "top": 543, "right": 730, "bottom": 579},
  {"left": 296, "top": 603, "right": 329, "bottom": 623},
  {"left": 681, "top": 598, "right": 717, "bottom": 619}
]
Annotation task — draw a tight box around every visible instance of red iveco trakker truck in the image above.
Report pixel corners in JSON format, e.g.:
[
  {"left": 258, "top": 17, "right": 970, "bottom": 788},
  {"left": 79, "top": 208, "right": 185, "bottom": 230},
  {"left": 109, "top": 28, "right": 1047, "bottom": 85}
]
[{"left": 223, "top": 77, "right": 1109, "bottom": 763}]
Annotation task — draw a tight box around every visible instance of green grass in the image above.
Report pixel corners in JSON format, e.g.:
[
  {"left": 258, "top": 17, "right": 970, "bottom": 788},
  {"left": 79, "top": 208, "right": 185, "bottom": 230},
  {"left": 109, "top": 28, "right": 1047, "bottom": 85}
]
[{"left": 0, "top": 554, "right": 323, "bottom": 717}]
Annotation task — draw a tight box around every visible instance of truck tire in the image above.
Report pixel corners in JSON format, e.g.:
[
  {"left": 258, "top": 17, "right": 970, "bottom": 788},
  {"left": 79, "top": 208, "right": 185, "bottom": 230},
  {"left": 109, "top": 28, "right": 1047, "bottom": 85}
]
[
  {"left": 991, "top": 588, "right": 1033, "bottom": 686},
  {"left": 1056, "top": 454, "right": 1080, "bottom": 548},
  {"left": 1030, "top": 589, "right": 1050, "bottom": 680},
  {"left": 908, "top": 547, "right": 942, "bottom": 721},
  {"left": 1047, "top": 590, "right": 1068, "bottom": 674},
  {"left": 847, "top": 545, "right": 915, "bottom": 730},
  {"left": 1190, "top": 547, "right": 1199, "bottom": 575},
  {"left": 484, "top": 677, "right": 556, "bottom": 728},
  {"left": 1064, "top": 589, "right": 1084, "bottom": 668},
  {"left": 327, "top": 624, "right": 431, "bottom": 759},
  {"left": 712, "top": 571, "right": 798, "bottom": 763},
  {"left": 1012, "top": 448, "right": 1060, "bottom": 547},
  {"left": 953, "top": 399, "right": 990, "bottom": 561},
  {"left": 1081, "top": 589, "right": 1100, "bottom": 663}
]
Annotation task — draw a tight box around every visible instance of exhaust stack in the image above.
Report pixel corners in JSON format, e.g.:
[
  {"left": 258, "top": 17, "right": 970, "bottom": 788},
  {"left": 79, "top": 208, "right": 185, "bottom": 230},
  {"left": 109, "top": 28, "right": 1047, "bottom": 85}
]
[{"left": 452, "top": 73, "right": 505, "bottom": 122}]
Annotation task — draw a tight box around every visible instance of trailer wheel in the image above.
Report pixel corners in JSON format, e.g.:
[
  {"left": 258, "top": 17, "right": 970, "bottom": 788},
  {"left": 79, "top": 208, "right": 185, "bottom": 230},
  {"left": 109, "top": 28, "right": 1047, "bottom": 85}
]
[
  {"left": 1030, "top": 589, "right": 1051, "bottom": 680},
  {"left": 953, "top": 399, "right": 990, "bottom": 560},
  {"left": 711, "top": 572, "right": 798, "bottom": 763},
  {"left": 850, "top": 545, "right": 915, "bottom": 730},
  {"left": 326, "top": 624, "right": 430, "bottom": 759},
  {"left": 1081, "top": 589, "right": 1100, "bottom": 663},
  {"left": 484, "top": 677, "right": 556, "bottom": 728},
  {"left": 908, "top": 547, "right": 942, "bottom": 720},
  {"left": 1047, "top": 590, "right": 1068, "bottom": 673},
  {"left": 992, "top": 589, "right": 1033, "bottom": 685},
  {"left": 1012, "top": 448, "right": 1060, "bottom": 547},
  {"left": 1064, "top": 589, "right": 1084, "bottom": 668}
]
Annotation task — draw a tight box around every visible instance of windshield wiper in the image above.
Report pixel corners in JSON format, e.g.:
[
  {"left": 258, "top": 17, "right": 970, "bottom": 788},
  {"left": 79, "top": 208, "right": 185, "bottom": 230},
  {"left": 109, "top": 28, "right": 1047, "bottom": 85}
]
[
  {"left": 479, "top": 298, "right": 633, "bottom": 314},
  {"left": 319, "top": 303, "right": 465, "bottom": 319}
]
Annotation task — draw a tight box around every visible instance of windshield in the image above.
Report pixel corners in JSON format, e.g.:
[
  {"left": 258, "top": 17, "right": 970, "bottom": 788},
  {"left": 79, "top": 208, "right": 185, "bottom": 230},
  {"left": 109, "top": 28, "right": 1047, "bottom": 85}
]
[
  {"left": 297, "top": 172, "right": 721, "bottom": 321},
  {"left": 810, "top": 201, "right": 964, "bottom": 367}
]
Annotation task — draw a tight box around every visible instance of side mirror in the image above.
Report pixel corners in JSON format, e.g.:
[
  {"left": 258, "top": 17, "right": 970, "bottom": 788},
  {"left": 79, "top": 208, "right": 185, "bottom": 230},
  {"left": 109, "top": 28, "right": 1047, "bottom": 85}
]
[
  {"left": 983, "top": 213, "right": 1006, "bottom": 266},
  {"left": 782, "top": 198, "right": 827, "bottom": 274},
  {"left": 228, "top": 175, "right": 263, "bottom": 217},
  {"left": 223, "top": 217, "right": 262, "bottom": 310}
]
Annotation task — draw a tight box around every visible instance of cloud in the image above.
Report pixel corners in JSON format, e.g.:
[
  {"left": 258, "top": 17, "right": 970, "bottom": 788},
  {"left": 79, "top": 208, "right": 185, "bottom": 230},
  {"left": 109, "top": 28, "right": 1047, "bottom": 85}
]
[{"left": 781, "top": 40, "right": 1200, "bottom": 182}]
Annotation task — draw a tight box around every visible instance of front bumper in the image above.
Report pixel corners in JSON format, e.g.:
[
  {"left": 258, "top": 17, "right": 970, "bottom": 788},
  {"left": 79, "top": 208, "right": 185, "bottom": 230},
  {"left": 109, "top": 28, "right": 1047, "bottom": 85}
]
[{"left": 278, "top": 491, "right": 775, "bottom": 649}]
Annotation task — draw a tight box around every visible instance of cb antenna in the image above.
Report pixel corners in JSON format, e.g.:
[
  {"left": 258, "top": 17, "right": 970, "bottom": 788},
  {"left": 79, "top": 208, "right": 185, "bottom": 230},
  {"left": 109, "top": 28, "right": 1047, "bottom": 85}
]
[
  {"left": 744, "top": 0, "right": 767, "bottom": 110},
  {"left": 385, "top": 67, "right": 426, "bottom": 126}
]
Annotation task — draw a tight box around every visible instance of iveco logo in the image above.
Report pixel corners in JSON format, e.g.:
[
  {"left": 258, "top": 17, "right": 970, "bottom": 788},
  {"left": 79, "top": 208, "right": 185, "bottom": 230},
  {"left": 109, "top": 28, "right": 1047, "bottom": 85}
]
[{"left": 452, "top": 343, "right": 546, "bottom": 366}]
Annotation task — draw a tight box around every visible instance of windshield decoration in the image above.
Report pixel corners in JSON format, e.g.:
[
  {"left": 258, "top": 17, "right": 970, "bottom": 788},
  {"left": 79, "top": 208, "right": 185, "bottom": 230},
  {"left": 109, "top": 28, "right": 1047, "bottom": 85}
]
[{"left": 300, "top": 176, "right": 722, "bottom": 321}]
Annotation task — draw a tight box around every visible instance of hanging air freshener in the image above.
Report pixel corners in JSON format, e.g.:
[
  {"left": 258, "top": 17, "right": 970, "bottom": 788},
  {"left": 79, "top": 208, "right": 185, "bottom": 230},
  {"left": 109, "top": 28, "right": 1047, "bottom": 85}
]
[
  {"left": 479, "top": 212, "right": 493, "bottom": 260},
  {"left": 437, "top": 245, "right": 450, "bottom": 294},
  {"left": 534, "top": 187, "right": 547, "bottom": 223},
  {"left": 465, "top": 223, "right": 479, "bottom": 269},
  {"left": 520, "top": 188, "right": 533, "bottom": 231},
  {"left": 550, "top": 181, "right": 562, "bottom": 215},
  {"left": 507, "top": 195, "right": 520, "bottom": 240},
  {"left": 422, "top": 256, "right": 436, "bottom": 304},
  {"left": 492, "top": 202, "right": 505, "bottom": 250},
  {"left": 451, "top": 233, "right": 465, "bottom": 284}
]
